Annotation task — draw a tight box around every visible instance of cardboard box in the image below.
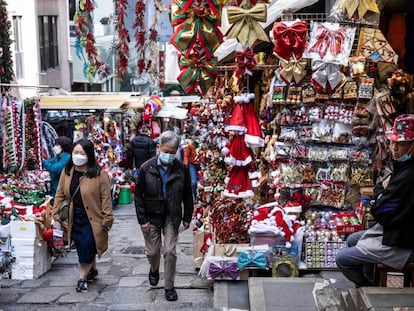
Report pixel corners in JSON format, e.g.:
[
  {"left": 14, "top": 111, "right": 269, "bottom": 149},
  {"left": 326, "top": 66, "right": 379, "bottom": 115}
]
[
  {"left": 213, "top": 243, "right": 250, "bottom": 257},
  {"left": 193, "top": 231, "right": 205, "bottom": 269}
]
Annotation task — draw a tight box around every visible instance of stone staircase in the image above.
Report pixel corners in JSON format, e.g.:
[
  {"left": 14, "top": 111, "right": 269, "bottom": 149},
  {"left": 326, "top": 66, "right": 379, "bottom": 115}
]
[{"left": 341, "top": 286, "right": 414, "bottom": 310}]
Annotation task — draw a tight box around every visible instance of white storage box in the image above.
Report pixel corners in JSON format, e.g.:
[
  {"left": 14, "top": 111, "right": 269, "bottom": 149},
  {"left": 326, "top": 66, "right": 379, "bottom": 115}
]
[
  {"left": 0, "top": 222, "right": 11, "bottom": 238},
  {"left": 10, "top": 221, "right": 37, "bottom": 239},
  {"left": 11, "top": 238, "right": 38, "bottom": 256}
]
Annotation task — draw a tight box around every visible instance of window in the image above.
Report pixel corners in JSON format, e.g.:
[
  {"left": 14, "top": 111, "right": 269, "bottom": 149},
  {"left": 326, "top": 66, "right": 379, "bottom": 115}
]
[
  {"left": 12, "top": 16, "right": 23, "bottom": 79},
  {"left": 38, "top": 16, "right": 59, "bottom": 71}
]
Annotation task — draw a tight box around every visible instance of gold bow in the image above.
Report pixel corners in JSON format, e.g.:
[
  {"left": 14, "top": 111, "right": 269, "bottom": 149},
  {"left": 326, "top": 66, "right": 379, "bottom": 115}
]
[
  {"left": 336, "top": 0, "right": 379, "bottom": 19},
  {"left": 226, "top": 4, "right": 270, "bottom": 47},
  {"left": 171, "top": 6, "right": 222, "bottom": 57},
  {"left": 279, "top": 58, "right": 307, "bottom": 84}
]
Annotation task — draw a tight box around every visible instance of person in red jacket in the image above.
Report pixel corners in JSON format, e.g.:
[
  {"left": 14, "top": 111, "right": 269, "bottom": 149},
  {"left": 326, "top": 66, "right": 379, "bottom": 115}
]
[{"left": 183, "top": 133, "right": 201, "bottom": 200}]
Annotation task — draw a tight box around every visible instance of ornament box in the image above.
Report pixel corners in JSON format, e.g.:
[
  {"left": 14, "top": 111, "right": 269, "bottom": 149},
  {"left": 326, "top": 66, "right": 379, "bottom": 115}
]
[
  {"left": 305, "top": 241, "right": 345, "bottom": 269},
  {"left": 333, "top": 212, "right": 364, "bottom": 235},
  {"left": 250, "top": 233, "right": 285, "bottom": 247}
]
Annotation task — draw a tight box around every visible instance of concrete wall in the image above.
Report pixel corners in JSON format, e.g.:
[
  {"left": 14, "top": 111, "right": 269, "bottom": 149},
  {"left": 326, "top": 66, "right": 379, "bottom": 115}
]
[{"left": 8, "top": 0, "right": 71, "bottom": 98}]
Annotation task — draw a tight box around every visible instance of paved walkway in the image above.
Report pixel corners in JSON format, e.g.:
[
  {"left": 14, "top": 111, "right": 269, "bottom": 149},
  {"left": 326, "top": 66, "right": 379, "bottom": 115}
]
[
  {"left": 0, "top": 203, "right": 214, "bottom": 311},
  {"left": 1, "top": 203, "right": 402, "bottom": 310}
]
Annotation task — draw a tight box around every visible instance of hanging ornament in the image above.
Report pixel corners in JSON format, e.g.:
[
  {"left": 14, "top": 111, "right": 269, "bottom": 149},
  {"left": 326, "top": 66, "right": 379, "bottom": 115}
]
[{"left": 116, "top": 0, "right": 130, "bottom": 78}]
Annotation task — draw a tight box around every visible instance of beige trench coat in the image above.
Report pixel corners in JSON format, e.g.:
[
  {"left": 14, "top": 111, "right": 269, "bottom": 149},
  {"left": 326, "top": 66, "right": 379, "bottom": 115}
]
[{"left": 53, "top": 168, "right": 114, "bottom": 258}]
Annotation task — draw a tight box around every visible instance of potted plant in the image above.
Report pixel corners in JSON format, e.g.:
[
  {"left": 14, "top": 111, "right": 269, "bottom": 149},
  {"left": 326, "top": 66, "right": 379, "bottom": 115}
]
[{"left": 100, "top": 16, "right": 110, "bottom": 25}]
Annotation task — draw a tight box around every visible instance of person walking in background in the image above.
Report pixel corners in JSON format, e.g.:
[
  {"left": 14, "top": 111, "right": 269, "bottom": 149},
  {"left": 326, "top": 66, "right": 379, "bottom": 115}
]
[
  {"left": 53, "top": 138, "right": 114, "bottom": 293},
  {"left": 183, "top": 132, "right": 201, "bottom": 200},
  {"left": 335, "top": 114, "right": 414, "bottom": 288},
  {"left": 42, "top": 136, "right": 73, "bottom": 199},
  {"left": 130, "top": 125, "right": 156, "bottom": 173},
  {"left": 135, "top": 130, "right": 193, "bottom": 301}
]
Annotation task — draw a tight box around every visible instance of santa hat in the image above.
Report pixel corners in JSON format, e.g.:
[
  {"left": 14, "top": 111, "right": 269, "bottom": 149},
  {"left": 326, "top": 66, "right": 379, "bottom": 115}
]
[
  {"left": 223, "top": 166, "right": 254, "bottom": 198},
  {"left": 225, "top": 102, "right": 246, "bottom": 133},
  {"left": 225, "top": 134, "right": 252, "bottom": 166},
  {"left": 243, "top": 96, "right": 264, "bottom": 148}
]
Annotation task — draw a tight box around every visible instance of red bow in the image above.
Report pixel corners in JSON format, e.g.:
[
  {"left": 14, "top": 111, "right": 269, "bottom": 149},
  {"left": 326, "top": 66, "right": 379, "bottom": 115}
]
[
  {"left": 273, "top": 20, "right": 308, "bottom": 61},
  {"left": 235, "top": 48, "right": 256, "bottom": 77},
  {"left": 309, "top": 24, "right": 346, "bottom": 59}
]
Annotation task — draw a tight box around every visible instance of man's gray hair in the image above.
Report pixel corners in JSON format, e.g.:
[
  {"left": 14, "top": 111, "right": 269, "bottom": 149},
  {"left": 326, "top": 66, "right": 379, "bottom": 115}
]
[{"left": 159, "top": 130, "right": 180, "bottom": 149}]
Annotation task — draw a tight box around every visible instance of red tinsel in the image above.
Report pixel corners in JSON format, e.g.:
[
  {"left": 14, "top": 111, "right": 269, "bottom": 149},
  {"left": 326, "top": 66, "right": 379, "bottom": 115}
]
[
  {"left": 133, "top": 0, "right": 146, "bottom": 76},
  {"left": 116, "top": 0, "right": 130, "bottom": 78}
]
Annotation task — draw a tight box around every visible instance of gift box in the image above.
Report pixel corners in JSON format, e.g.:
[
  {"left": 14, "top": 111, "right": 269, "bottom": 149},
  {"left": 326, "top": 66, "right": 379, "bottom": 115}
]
[{"left": 213, "top": 243, "right": 250, "bottom": 257}]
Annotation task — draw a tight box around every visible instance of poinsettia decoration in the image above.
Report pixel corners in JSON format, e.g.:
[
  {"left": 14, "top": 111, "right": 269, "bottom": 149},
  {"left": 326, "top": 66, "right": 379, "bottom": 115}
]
[
  {"left": 0, "top": 0, "right": 14, "bottom": 92},
  {"left": 74, "top": 0, "right": 109, "bottom": 81},
  {"left": 116, "top": 0, "right": 130, "bottom": 78}
]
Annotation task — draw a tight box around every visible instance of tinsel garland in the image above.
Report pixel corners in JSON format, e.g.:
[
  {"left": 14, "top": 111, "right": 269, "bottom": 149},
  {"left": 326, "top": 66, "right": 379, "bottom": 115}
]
[
  {"left": 0, "top": 1, "right": 14, "bottom": 92},
  {"left": 133, "top": 0, "right": 146, "bottom": 75},
  {"left": 116, "top": 0, "right": 130, "bottom": 78},
  {"left": 74, "top": 0, "right": 109, "bottom": 81}
]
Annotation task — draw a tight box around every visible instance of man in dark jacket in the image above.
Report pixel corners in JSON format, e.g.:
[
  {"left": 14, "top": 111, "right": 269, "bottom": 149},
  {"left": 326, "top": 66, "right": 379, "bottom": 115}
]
[
  {"left": 130, "top": 125, "right": 156, "bottom": 170},
  {"left": 135, "top": 130, "right": 193, "bottom": 301},
  {"left": 336, "top": 114, "right": 414, "bottom": 287}
]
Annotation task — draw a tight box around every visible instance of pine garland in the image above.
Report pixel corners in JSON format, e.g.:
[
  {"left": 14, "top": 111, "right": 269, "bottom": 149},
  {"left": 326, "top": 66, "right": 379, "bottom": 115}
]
[{"left": 0, "top": 0, "right": 14, "bottom": 92}]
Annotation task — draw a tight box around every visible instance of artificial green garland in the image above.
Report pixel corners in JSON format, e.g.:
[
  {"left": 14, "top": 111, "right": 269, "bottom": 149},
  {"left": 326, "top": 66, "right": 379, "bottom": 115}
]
[{"left": 0, "top": 0, "right": 14, "bottom": 92}]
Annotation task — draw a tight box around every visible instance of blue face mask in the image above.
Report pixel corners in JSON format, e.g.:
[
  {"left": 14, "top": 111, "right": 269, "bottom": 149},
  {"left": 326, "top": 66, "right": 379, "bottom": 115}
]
[
  {"left": 159, "top": 152, "right": 175, "bottom": 165},
  {"left": 395, "top": 154, "right": 412, "bottom": 162}
]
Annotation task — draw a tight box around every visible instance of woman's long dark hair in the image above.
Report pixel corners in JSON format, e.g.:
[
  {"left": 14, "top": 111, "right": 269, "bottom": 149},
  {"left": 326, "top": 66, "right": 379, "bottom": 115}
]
[{"left": 64, "top": 138, "right": 101, "bottom": 177}]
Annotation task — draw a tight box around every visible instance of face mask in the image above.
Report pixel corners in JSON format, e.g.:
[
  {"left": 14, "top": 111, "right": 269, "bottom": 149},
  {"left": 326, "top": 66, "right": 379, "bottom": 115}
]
[
  {"left": 53, "top": 145, "right": 62, "bottom": 155},
  {"left": 395, "top": 154, "right": 412, "bottom": 162},
  {"left": 72, "top": 154, "right": 88, "bottom": 166},
  {"left": 159, "top": 152, "right": 175, "bottom": 165}
]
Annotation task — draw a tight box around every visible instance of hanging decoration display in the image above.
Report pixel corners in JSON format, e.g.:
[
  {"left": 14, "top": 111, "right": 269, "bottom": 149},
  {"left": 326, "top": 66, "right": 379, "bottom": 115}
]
[
  {"left": 74, "top": 0, "right": 109, "bottom": 81},
  {"left": 170, "top": 0, "right": 223, "bottom": 95},
  {"left": 272, "top": 20, "right": 308, "bottom": 61},
  {"left": 0, "top": 0, "right": 14, "bottom": 92},
  {"left": 115, "top": 0, "right": 130, "bottom": 78},
  {"left": 133, "top": 0, "right": 147, "bottom": 76},
  {"left": 226, "top": 3, "right": 270, "bottom": 47}
]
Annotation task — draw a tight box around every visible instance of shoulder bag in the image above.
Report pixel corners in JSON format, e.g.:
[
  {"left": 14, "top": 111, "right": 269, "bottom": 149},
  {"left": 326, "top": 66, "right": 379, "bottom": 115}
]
[{"left": 58, "top": 177, "right": 85, "bottom": 221}]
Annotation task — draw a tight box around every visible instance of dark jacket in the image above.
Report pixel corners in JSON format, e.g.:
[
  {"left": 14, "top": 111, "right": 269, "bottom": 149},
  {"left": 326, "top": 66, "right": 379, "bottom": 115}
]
[
  {"left": 371, "top": 157, "right": 414, "bottom": 249},
  {"left": 135, "top": 156, "right": 193, "bottom": 228},
  {"left": 130, "top": 134, "right": 156, "bottom": 169}
]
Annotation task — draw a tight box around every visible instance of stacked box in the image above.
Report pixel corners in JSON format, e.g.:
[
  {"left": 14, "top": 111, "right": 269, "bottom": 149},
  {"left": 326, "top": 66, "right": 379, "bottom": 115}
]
[
  {"left": 11, "top": 238, "right": 51, "bottom": 279},
  {"left": 10, "top": 221, "right": 51, "bottom": 279},
  {"left": 305, "top": 241, "right": 345, "bottom": 269}
]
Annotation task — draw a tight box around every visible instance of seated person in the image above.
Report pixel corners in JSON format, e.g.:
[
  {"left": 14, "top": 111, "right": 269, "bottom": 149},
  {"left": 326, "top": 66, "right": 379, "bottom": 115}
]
[{"left": 336, "top": 114, "right": 414, "bottom": 287}]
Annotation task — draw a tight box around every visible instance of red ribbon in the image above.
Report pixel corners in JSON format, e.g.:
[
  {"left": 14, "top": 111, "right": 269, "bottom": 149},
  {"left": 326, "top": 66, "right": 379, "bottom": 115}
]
[
  {"left": 235, "top": 47, "right": 256, "bottom": 81},
  {"left": 309, "top": 24, "right": 347, "bottom": 60},
  {"left": 273, "top": 20, "right": 308, "bottom": 61}
]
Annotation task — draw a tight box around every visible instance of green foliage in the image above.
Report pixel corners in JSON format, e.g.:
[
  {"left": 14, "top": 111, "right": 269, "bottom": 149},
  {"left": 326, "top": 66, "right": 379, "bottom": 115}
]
[{"left": 0, "top": 0, "right": 14, "bottom": 92}]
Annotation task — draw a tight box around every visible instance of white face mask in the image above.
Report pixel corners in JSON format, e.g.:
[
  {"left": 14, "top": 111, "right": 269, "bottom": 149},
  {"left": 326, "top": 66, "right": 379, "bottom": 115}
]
[
  {"left": 72, "top": 154, "right": 88, "bottom": 166},
  {"left": 53, "top": 145, "right": 62, "bottom": 155}
]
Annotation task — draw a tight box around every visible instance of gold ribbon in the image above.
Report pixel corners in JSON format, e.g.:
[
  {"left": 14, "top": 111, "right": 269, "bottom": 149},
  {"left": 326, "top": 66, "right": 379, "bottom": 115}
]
[
  {"left": 336, "top": 0, "right": 379, "bottom": 19},
  {"left": 279, "top": 58, "right": 307, "bottom": 84},
  {"left": 226, "top": 4, "right": 270, "bottom": 47},
  {"left": 171, "top": 6, "right": 222, "bottom": 57},
  {"left": 177, "top": 55, "right": 218, "bottom": 95}
]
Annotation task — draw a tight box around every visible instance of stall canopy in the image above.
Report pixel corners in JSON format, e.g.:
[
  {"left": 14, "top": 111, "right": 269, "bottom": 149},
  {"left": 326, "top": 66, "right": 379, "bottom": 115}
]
[{"left": 39, "top": 93, "right": 146, "bottom": 110}]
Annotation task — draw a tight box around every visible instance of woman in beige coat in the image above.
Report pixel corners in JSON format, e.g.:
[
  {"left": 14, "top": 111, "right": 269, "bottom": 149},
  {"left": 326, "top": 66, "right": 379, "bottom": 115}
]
[{"left": 53, "top": 138, "right": 114, "bottom": 292}]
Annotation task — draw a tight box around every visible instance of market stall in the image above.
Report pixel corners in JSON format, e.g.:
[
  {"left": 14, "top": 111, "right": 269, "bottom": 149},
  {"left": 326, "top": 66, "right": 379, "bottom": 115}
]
[{"left": 182, "top": 0, "right": 414, "bottom": 282}]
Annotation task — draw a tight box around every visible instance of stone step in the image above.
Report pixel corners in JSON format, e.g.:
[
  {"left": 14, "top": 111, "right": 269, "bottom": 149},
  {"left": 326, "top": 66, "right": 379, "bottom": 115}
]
[
  {"left": 214, "top": 280, "right": 250, "bottom": 310},
  {"left": 248, "top": 277, "right": 326, "bottom": 311},
  {"left": 357, "top": 287, "right": 414, "bottom": 310}
]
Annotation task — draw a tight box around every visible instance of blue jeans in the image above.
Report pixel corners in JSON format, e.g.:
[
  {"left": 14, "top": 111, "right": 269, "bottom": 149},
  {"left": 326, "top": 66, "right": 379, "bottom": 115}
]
[{"left": 188, "top": 164, "right": 199, "bottom": 200}]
